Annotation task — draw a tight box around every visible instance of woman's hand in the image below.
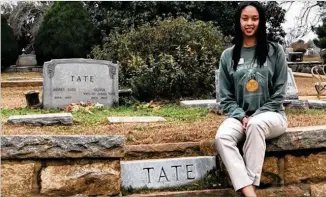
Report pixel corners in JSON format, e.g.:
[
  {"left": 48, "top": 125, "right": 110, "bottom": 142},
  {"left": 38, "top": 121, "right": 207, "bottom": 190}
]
[
  {"left": 241, "top": 116, "right": 252, "bottom": 131},
  {"left": 241, "top": 116, "right": 249, "bottom": 130}
]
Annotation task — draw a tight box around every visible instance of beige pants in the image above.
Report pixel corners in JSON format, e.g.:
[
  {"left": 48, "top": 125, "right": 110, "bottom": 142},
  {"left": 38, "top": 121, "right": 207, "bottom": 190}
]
[{"left": 215, "top": 112, "right": 287, "bottom": 191}]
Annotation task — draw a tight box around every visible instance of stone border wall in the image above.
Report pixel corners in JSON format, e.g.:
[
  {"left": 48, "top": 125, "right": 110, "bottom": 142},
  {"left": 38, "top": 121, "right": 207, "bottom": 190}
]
[
  {"left": 1, "top": 135, "right": 124, "bottom": 197},
  {"left": 1, "top": 126, "right": 326, "bottom": 197}
]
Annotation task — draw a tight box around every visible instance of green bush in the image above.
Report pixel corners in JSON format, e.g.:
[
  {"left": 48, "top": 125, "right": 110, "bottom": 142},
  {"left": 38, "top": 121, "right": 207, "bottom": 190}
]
[
  {"left": 1, "top": 15, "right": 19, "bottom": 71},
  {"left": 92, "top": 17, "right": 227, "bottom": 100},
  {"left": 35, "top": 2, "right": 96, "bottom": 65}
]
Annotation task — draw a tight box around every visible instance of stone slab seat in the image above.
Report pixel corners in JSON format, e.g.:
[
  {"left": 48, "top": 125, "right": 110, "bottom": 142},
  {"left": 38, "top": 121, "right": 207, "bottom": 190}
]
[{"left": 123, "top": 125, "right": 326, "bottom": 158}]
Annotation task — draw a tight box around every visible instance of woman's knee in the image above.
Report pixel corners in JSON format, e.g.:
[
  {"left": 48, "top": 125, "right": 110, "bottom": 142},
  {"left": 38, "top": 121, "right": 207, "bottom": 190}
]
[{"left": 215, "top": 118, "right": 242, "bottom": 147}]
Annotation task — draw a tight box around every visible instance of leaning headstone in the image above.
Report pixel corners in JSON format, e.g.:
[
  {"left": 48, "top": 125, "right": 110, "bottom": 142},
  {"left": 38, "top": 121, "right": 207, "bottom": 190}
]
[
  {"left": 108, "top": 116, "right": 166, "bottom": 123},
  {"left": 121, "top": 156, "right": 216, "bottom": 189},
  {"left": 215, "top": 68, "right": 299, "bottom": 101},
  {"left": 7, "top": 113, "right": 73, "bottom": 126},
  {"left": 43, "top": 59, "right": 118, "bottom": 109}
]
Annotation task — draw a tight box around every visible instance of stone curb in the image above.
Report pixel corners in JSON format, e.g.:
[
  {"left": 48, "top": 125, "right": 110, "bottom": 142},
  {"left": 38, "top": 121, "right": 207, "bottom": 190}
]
[
  {"left": 1, "top": 135, "right": 125, "bottom": 159},
  {"left": 180, "top": 99, "right": 326, "bottom": 110},
  {"left": 7, "top": 113, "right": 73, "bottom": 126}
]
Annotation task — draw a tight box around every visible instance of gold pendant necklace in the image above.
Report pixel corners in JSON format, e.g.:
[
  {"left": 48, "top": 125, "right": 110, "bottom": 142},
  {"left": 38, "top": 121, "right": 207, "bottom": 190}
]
[{"left": 246, "top": 79, "right": 259, "bottom": 92}]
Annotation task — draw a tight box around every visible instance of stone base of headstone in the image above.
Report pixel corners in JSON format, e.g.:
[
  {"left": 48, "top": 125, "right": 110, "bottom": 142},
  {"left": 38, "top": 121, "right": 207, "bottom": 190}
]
[
  {"left": 283, "top": 100, "right": 309, "bottom": 110},
  {"left": 25, "top": 91, "right": 40, "bottom": 107}
]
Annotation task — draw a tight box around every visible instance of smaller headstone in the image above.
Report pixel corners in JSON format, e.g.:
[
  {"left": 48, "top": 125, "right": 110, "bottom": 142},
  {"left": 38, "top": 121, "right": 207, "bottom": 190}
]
[
  {"left": 7, "top": 113, "right": 73, "bottom": 126},
  {"left": 121, "top": 156, "right": 217, "bottom": 189},
  {"left": 108, "top": 116, "right": 166, "bottom": 123},
  {"left": 16, "top": 54, "right": 37, "bottom": 67},
  {"left": 286, "top": 68, "right": 299, "bottom": 99}
]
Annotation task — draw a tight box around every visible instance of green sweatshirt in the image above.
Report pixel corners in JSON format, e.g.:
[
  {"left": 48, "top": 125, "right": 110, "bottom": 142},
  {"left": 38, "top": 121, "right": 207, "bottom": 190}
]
[{"left": 218, "top": 43, "right": 287, "bottom": 121}]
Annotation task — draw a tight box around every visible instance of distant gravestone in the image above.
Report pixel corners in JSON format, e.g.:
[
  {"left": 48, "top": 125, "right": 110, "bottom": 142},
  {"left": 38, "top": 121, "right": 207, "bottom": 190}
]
[
  {"left": 121, "top": 156, "right": 216, "bottom": 189},
  {"left": 16, "top": 54, "right": 37, "bottom": 67},
  {"left": 43, "top": 59, "right": 118, "bottom": 109},
  {"left": 286, "top": 68, "right": 299, "bottom": 99},
  {"left": 215, "top": 68, "right": 298, "bottom": 101}
]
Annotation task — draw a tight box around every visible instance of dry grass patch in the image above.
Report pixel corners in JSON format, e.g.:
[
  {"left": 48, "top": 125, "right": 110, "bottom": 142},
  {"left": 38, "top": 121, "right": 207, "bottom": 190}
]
[
  {"left": 1, "top": 86, "right": 43, "bottom": 108},
  {"left": 2, "top": 109, "right": 326, "bottom": 145},
  {"left": 303, "top": 56, "right": 322, "bottom": 62}
]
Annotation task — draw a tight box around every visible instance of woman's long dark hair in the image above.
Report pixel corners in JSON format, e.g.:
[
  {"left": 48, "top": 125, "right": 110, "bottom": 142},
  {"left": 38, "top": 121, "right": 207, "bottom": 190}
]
[{"left": 232, "top": 1, "right": 277, "bottom": 70}]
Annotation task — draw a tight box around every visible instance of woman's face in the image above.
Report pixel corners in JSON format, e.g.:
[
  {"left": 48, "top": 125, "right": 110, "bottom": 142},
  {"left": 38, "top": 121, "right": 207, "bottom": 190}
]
[{"left": 240, "top": 5, "right": 259, "bottom": 37}]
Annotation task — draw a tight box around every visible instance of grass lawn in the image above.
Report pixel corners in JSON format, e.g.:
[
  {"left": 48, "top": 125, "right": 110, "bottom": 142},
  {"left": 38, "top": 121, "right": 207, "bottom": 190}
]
[{"left": 1, "top": 104, "right": 326, "bottom": 145}]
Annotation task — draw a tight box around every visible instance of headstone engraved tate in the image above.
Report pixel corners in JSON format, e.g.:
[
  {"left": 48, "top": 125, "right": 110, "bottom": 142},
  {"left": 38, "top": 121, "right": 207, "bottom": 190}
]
[
  {"left": 43, "top": 59, "right": 118, "bottom": 109},
  {"left": 121, "top": 156, "right": 216, "bottom": 189}
]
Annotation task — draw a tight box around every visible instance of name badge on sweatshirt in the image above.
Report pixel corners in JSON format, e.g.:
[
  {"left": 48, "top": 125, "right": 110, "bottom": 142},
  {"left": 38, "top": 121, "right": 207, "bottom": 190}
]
[{"left": 238, "top": 58, "right": 244, "bottom": 65}]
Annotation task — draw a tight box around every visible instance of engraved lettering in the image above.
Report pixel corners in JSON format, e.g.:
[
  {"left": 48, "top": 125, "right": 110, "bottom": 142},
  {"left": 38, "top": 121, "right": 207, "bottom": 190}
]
[
  {"left": 90, "top": 76, "right": 94, "bottom": 82},
  {"left": 77, "top": 76, "right": 81, "bottom": 82},
  {"left": 94, "top": 88, "right": 105, "bottom": 92},
  {"left": 100, "top": 97, "right": 108, "bottom": 99},
  {"left": 53, "top": 88, "right": 65, "bottom": 91},
  {"left": 91, "top": 97, "right": 98, "bottom": 99},
  {"left": 71, "top": 76, "right": 74, "bottom": 81},
  {"left": 68, "top": 88, "right": 76, "bottom": 91},
  {"left": 186, "top": 164, "right": 195, "bottom": 180},
  {"left": 171, "top": 165, "right": 182, "bottom": 181},
  {"left": 143, "top": 167, "right": 154, "bottom": 183},
  {"left": 158, "top": 167, "right": 169, "bottom": 182}
]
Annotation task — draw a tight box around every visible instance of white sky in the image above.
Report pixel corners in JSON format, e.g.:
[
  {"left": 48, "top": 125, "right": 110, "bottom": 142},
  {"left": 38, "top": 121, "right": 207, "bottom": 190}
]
[{"left": 280, "top": 1, "right": 321, "bottom": 42}]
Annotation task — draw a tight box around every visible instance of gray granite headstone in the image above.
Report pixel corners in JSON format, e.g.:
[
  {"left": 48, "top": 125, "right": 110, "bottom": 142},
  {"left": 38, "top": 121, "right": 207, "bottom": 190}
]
[
  {"left": 215, "top": 68, "right": 299, "bottom": 101},
  {"left": 121, "top": 156, "right": 216, "bottom": 189},
  {"left": 285, "top": 68, "right": 299, "bottom": 99},
  {"left": 43, "top": 59, "right": 118, "bottom": 109}
]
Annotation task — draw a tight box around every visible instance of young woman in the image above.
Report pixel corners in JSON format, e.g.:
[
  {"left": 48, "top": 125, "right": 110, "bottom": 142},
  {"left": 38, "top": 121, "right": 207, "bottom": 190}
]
[{"left": 215, "top": 2, "right": 288, "bottom": 197}]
